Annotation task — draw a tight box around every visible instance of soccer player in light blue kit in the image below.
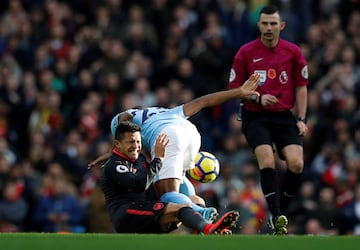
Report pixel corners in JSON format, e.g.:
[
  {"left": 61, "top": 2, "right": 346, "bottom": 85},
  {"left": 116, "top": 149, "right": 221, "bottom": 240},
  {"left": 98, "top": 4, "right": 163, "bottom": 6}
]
[{"left": 91, "top": 73, "right": 260, "bottom": 222}]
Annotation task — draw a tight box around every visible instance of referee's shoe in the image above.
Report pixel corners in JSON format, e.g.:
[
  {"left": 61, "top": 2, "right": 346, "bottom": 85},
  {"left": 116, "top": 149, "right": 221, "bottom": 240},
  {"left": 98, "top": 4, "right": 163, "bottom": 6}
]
[{"left": 268, "top": 215, "right": 288, "bottom": 235}]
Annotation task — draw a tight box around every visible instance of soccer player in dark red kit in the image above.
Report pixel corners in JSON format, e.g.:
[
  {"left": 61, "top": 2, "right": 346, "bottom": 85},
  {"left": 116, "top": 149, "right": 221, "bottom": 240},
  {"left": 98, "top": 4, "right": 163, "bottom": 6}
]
[{"left": 228, "top": 5, "right": 309, "bottom": 235}]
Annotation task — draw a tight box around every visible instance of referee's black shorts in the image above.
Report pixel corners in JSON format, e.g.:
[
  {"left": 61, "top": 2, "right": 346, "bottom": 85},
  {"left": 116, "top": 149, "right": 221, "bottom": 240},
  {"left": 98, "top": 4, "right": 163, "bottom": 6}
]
[
  {"left": 115, "top": 200, "right": 171, "bottom": 233},
  {"left": 241, "top": 109, "right": 302, "bottom": 153}
]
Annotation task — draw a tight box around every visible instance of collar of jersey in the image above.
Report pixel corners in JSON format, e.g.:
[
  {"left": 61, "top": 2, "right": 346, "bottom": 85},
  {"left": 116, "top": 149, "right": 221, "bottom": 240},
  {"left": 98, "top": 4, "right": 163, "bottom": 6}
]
[{"left": 112, "top": 149, "right": 136, "bottom": 163}]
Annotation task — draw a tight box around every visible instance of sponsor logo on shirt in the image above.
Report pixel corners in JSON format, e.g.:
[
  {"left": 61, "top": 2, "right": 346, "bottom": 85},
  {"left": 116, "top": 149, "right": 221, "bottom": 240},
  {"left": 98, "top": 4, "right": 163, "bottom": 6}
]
[{"left": 252, "top": 57, "right": 263, "bottom": 63}]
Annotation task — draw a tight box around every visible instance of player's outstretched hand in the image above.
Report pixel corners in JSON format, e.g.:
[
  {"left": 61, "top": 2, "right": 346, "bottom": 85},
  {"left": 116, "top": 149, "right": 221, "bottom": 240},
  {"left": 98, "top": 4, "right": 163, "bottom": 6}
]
[
  {"left": 154, "top": 133, "right": 169, "bottom": 161},
  {"left": 87, "top": 152, "right": 112, "bottom": 169},
  {"left": 240, "top": 73, "right": 260, "bottom": 100}
]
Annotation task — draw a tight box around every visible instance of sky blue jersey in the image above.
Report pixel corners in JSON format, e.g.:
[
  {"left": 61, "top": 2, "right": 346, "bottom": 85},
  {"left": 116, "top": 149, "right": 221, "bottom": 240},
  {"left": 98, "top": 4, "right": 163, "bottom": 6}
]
[{"left": 125, "top": 105, "right": 188, "bottom": 149}]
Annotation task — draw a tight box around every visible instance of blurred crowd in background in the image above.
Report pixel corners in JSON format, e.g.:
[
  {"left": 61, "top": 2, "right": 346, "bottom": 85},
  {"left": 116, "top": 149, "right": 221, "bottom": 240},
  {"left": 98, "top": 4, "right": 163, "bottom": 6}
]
[{"left": 0, "top": 0, "right": 360, "bottom": 235}]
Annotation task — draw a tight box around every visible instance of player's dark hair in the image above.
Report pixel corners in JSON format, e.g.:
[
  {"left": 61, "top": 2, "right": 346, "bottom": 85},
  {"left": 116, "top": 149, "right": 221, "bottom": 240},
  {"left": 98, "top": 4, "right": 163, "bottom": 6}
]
[
  {"left": 260, "top": 5, "right": 279, "bottom": 15},
  {"left": 115, "top": 121, "right": 141, "bottom": 141}
]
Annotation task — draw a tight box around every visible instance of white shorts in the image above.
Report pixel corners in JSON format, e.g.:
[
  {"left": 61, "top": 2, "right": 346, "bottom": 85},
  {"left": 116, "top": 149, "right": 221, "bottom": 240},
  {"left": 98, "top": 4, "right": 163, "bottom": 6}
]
[{"left": 153, "top": 121, "right": 201, "bottom": 182}]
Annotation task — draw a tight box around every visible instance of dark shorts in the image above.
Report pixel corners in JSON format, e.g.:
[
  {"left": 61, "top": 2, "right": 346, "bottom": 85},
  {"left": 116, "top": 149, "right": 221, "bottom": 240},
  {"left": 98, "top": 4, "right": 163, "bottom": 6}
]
[
  {"left": 115, "top": 200, "right": 170, "bottom": 233},
  {"left": 242, "top": 110, "right": 302, "bottom": 154}
]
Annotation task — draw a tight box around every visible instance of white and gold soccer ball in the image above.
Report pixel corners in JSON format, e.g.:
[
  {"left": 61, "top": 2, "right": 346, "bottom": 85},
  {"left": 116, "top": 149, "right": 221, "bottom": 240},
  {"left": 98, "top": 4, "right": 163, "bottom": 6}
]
[{"left": 187, "top": 151, "right": 220, "bottom": 183}]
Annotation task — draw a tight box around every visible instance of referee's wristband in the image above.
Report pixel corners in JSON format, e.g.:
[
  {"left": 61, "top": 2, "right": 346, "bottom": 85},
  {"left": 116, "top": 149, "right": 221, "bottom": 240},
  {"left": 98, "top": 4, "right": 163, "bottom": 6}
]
[
  {"left": 297, "top": 117, "right": 307, "bottom": 124},
  {"left": 250, "top": 94, "right": 262, "bottom": 106}
]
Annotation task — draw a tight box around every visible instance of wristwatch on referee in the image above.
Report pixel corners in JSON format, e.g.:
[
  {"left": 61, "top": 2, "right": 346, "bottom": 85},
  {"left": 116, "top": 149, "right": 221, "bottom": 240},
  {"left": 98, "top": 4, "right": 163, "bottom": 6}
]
[
  {"left": 297, "top": 117, "right": 307, "bottom": 124},
  {"left": 250, "top": 94, "right": 258, "bottom": 103}
]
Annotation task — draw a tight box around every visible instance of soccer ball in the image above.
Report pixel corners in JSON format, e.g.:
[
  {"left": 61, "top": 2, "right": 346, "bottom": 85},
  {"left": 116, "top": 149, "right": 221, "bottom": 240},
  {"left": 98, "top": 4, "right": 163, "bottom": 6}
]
[{"left": 187, "top": 151, "right": 220, "bottom": 183}]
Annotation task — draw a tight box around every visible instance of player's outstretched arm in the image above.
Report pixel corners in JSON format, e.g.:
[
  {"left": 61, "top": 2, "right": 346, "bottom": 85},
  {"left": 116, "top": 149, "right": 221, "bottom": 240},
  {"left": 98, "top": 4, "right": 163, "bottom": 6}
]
[
  {"left": 88, "top": 151, "right": 112, "bottom": 169},
  {"left": 183, "top": 73, "right": 260, "bottom": 117}
]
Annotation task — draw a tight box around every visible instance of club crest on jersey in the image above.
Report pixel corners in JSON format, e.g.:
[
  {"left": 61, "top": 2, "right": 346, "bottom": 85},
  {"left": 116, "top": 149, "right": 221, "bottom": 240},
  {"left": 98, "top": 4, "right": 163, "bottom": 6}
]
[
  {"left": 279, "top": 71, "right": 288, "bottom": 84},
  {"left": 254, "top": 70, "right": 266, "bottom": 86},
  {"left": 153, "top": 202, "right": 164, "bottom": 210},
  {"left": 116, "top": 164, "right": 129, "bottom": 173}
]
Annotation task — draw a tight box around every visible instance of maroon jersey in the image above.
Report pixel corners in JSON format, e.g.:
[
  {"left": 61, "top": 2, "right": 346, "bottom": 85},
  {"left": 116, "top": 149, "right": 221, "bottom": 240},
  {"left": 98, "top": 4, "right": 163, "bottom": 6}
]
[{"left": 229, "top": 38, "right": 309, "bottom": 112}]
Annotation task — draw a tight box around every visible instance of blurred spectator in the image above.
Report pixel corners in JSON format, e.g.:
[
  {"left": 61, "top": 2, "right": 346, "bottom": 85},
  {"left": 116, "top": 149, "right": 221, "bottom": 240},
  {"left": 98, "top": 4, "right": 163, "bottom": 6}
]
[
  {"left": 99, "top": 72, "right": 123, "bottom": 126},
  {"left": 124, "top": 50, "right": 152, "bottom": 83},
  {"left": 154, "top": 86, "right": 170, "bottom": 107},
  {"left": 130, "top": 77, "right": 157, "bottom": 108},
  {"left": 0, "top": 0, "right": 28, "bottom": 36},
  {"left": 1, "top": 73, "right": 24, "bottom": 148},
  {"left": 286, "top": 181, "right": 317, "bottom": 234},
  {"left": 306, "top": 186, "right": 341, "bottom": 235},
  {"left": 304, "top": 218, "right": 328, "bottom": 235},
  {"left": 96, "top": 38, "right": 128, "bottom": 80},
  {"left": 81, "top": 140, "right": 113, "bottom": 233},
  {"left": 57, "top": 129, "right": 89, "bottom": 185},
  {"left": 153, "top": 45, "right": 179, "bottom": 86},
  {"left": 33, "top": 44, "right": 54, "bottom": 73},
  {"left": 28, "top": 6, "right": 49, "bottom": 43},
  {"left": 191, "top": 10, "right": 236, "bottom": 93},
  {"left": 0, "top": 137, "right": 17, "bottom": 165},
  {"left": 92, "top": 5, "right": 121, "bottom": 39},
  {"left": 238, "top": 161, "right": 267, "bottom": 234},
  {"left": 166, "top": 79, "right": 183, "bottom": 105},
  {"left": 48, "top": 23, "right": 73, "bottom": 60},
  {"left": 147, "top": 0, "right": 172, "bottom": 51},
  {"left": 217, "top": 0, "right": 253, "bottom": 48},
  {"left": 0, "top": 180, "right": 27, "bottom": 232},
  {"left": 215, "top": 133, "right": 252, "bottom": 174},
  {"left": 28, "top": 92, "right": 51, "bottom": 135},
  {"left": 340, "top": 183, "right": 360, "bottom": 235},
  {"left": 33, "top": 176, "right": 85, "bottom": 233},
  {"left": 0, "top": 100, "right": 8, "bottom": 138},
  {"left": 76, "top": 96, "right": 101, "bottom": 143},
  {"left": 207, "top": 161, "right": 244, "bottom": 209},
  {"left": 174, "top": 57, "right": 205, "bottom": 96},
  {"left": 122, "top": 4, "right": 158, "bottom": 58},
  {"left": 18, "top": 158, "right": 43, "bottom": 231}
]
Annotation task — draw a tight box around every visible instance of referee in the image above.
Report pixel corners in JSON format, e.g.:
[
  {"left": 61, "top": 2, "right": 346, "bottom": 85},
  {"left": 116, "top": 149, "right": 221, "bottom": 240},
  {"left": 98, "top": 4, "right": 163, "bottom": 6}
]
[{"left": 228, "top": 5, "right": 309, "bottom": 235}]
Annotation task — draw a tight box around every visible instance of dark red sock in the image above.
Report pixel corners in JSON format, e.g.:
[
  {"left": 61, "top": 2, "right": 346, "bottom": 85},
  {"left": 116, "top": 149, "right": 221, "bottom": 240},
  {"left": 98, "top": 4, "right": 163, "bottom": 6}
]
[{"left": 178, "top": 207, "right": 208, "bottom": 232}]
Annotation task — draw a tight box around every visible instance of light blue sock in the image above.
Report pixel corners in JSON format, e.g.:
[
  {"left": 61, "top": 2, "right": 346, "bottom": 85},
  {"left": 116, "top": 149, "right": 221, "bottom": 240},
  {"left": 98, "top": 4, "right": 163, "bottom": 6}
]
[
  {"left": 160, "top": 191, "right": 205, "bottom": 213},
  {"left": 179, "top": 176, "right": 196, "bottom": 196}
]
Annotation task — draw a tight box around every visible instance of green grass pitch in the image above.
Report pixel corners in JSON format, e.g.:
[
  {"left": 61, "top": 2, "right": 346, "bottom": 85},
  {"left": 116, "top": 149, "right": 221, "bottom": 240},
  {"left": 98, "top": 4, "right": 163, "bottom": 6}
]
[{"left": 1, "top": 233, "right": 359, "bottom": 250}]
